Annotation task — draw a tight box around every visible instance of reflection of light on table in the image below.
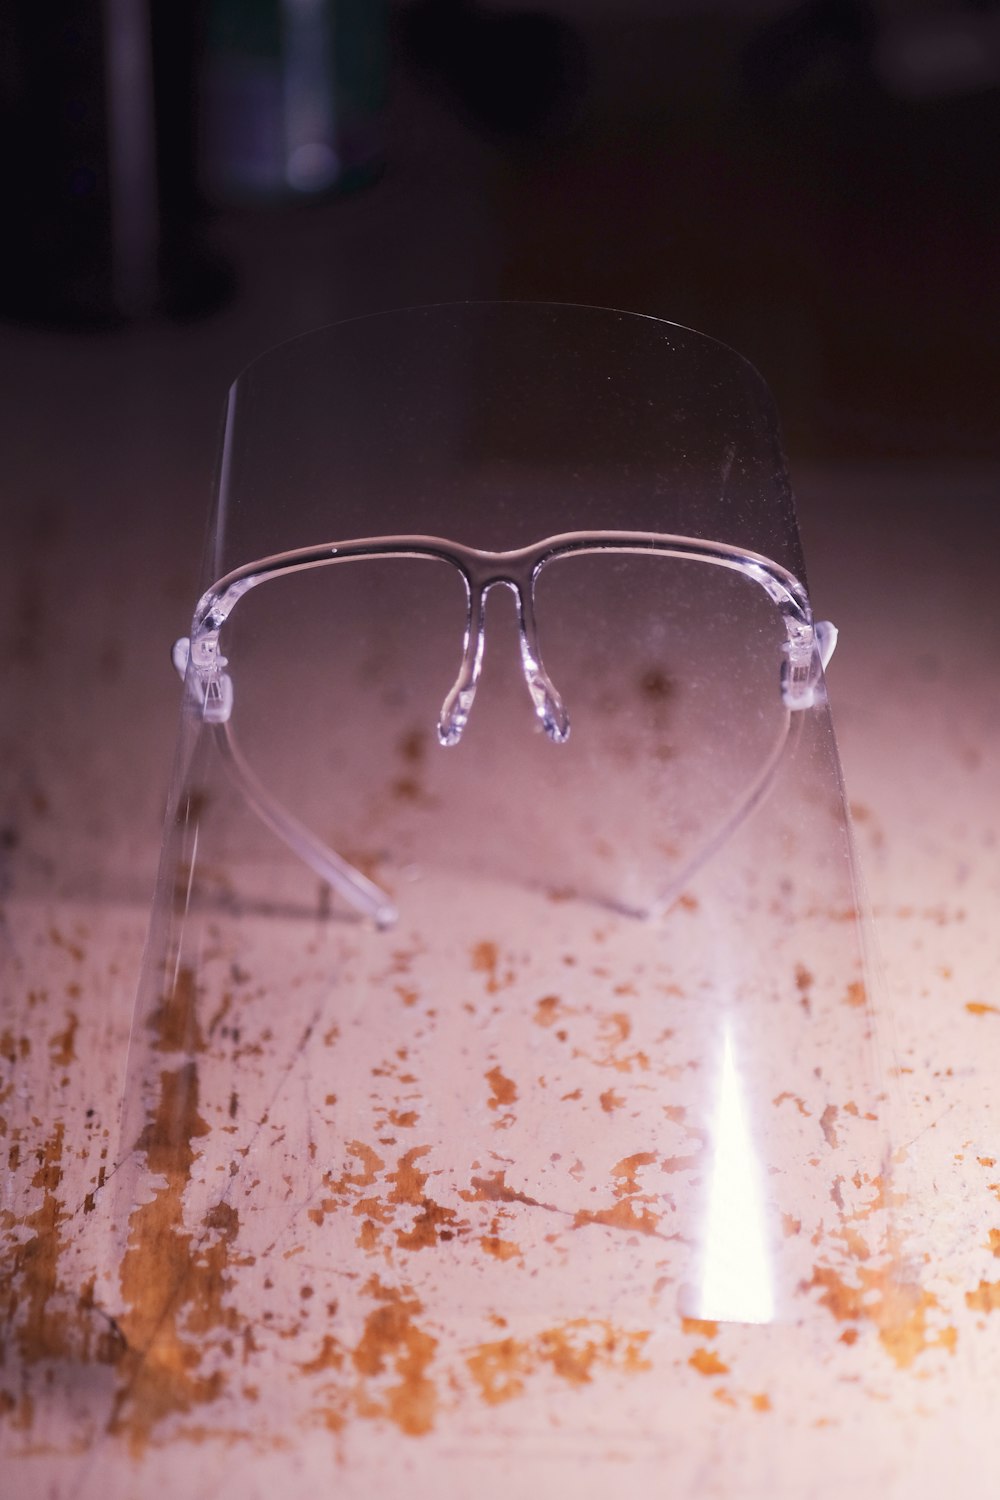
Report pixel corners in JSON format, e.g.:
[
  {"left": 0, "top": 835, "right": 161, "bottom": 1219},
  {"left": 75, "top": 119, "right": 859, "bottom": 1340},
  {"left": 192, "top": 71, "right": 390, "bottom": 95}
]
[{"left": 698, "top": 1027, "right": 775, "bottom": 1325}]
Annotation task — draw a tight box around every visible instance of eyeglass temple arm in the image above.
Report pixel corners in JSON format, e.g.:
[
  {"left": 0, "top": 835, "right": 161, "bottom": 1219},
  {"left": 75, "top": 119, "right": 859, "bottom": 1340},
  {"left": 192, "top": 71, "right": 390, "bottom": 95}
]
[{"left": 170, "top": 636, "right": 399, "bottom": 927}]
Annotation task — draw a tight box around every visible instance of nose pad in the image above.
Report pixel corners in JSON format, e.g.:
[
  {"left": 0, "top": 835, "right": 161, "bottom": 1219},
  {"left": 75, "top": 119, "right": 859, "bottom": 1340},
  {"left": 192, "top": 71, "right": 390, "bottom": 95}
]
[
  {"left": 437, "top": 583, "right": 486, "bottom": 747},
  {"left": 516, "top": 582, "right": 570, "bottom": 744},
  {"left": 437, "top": 578, "right": 570, "bottom": 747}
]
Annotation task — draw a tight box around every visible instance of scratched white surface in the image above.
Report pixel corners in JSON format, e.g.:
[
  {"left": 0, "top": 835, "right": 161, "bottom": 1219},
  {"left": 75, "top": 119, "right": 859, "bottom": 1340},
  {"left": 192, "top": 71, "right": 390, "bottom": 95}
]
[{"left": 1, "top": 285, "right": 998, "bottom": 1500}]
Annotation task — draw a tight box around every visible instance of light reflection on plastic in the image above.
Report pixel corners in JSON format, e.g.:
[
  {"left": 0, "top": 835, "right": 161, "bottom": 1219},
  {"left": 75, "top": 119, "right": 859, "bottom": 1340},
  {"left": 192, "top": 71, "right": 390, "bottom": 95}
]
[{"left": 698, "top": 1026, "right": 775, "bottom": 1325}]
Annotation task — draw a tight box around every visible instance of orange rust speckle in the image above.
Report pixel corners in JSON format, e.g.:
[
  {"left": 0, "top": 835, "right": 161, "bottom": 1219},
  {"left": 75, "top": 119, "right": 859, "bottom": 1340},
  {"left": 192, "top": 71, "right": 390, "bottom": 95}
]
[
  {"left": 803, "top": 1263, "right": 956, "bottom": 1368},
  {"left": 467, "top": 1337, "right": 530, "bottom": 1404},
  {"left": 795, "top": 964, "right": 813, "bottom": 993},
  {"left": 676, "top": 893, "right": 698, "bottom": 912},
  {"left": 299, "top": 1335, "right": 344, "bottom": 1375},
  {"left": 460, "top": 1170, "right": 550, "bottom": 1212},
  {"left": 782, "top": 1214, "right": 802, "bottom": 1238},
  {"left": 147, "top": 968, "right": 205, "bottom": 1054},
  {"left": 966, "top": 1279, "right": 1000, "bottom": 1313},
  {"left": 110, "top": 1060, "right": 240, "bottom": 1454},
  {"left": 49, "top": 1011, "right": 79, "bottom": 1066},
  {"left": 844, "top": 981, "right": 867, "bottom": 1009},
  {"left": 966, "top": 1003, "right": 1000, "bottom": 1016},
  {"left": 534, "top": 995, "right": 563, "bottom": 1027},
  {"left": 600, "top": 1088, "right": 625, "bottom": 1113},
  {"left": 485, "top": 1066, "right": 518, "bottom": 1111},
  {"left": 49, "top": 927, "right": 85, "bottom": 961},
  {"left": 388, "top": 1147, "right": 464, "bottom": 1251},
  {"left": 680, "top": 1318, "right": 718, "bottom": 1338},
  {"left": 839, "top": 1328, "right": 859, "bottom": 1346},
  {"left": 388, "top": 1110, "right": 419, "bottom": 1129},
  {"left": 820, "top": 1105, "right": 840, "bottom": 1149},
  {"left": 472, "top": 941, "right": 501, "bottom": 992},
  {"left": 689, "top": 1348, "right": 729, "bottom": 1377},
  {"left": 773, "top": 1092, "right": 811, "bottom": 1117},
  {"left": 713, "top": 1386, "right": 737, "bottom": 1407},
  {"left": 574, "top": 1198, "right": 662, "bottom": 1238},
  {"left": 398, "top": 728, "right": 426, "bottom": 764},
  {"left": 602, "top": 1012, "right": 632, "bottom": 1046},
  {"left": 480, "top": 1234, "right": 522, "bottom": 1262},
  {"left": 986, "top": 1229, "right": 1000, "bottom": 1257},
  {"left": 610, "top": 1152, "right": 657, "bottom": 1197},
  {"left": 752, "top": 1393, "right": 772, "bottom": 1412},
  {"left": 352, "top": 1277, "right": 438, "bottom": 1436},
  {"left": 978, "top": 1157, "right": 996, "bottom": 1168},
  {"left": 0, "top": 1029, "right": 30, "bottom": 1064},
  {"left": 395, "top": 986, "right": 419, "bottom": 1008}
]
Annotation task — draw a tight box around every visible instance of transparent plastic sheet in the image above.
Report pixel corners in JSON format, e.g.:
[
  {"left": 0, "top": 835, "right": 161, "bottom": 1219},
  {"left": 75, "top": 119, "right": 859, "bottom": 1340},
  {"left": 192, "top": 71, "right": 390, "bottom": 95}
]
[{"left": 90, "top": 306, "right": 905, "bottom": 1494}]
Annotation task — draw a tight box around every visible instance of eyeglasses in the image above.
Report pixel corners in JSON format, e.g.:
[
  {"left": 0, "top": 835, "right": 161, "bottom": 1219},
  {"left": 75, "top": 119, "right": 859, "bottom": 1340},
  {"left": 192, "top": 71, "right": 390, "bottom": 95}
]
[{"left": 173, "top": 527, "right": 837, "bottom": 928}]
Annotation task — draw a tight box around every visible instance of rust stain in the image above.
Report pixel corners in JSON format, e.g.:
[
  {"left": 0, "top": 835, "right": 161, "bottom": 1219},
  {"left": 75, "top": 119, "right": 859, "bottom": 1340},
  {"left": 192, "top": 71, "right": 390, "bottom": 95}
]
[
  {"left": 351, "top": 1277, "right": 438, "bottom": 1436},
  {"left": 820, "top": 1105, "right": 840, "bottom": 1149},
  {"left": 603, "top": 1012, "right": 632, "bottom": 1046},
  {"left": 966, "top": 1003, "right": 999, "bottom": 1016},
  {"left": 48, "top": 927, "right": 85, "bottom": 962},
  {"left": 773, "top": 1092, "right": 812, "bottom": 1117},
  {"left": 398, "top": 728, "right": 426, "bottom": 765},
  {"left": 599, "top": 1088, "right": 625, "bottom": 1113},
  {"left": 388, "top": 1147, "right": 464, "bottom": 1251},
  {"left": 109, "top": 1058, "right": 243, "bottom": 1454},
  {"left": 466, "top": 1319, "right": 650, "bottom": 1405},
  {"left": 534, "top": 995, "right": 564, "bottom": 1027},
  {"left": 844, "top": 980, "right": 867, "bottom": 1009},
  {"left": 480, "top": 1229, "right": 522, "bottom": 1262},
  {"left": 966, "top": 1279, "right": 1000, "bottom": 1313},
  {"left": 49, "top": 1011, "right": 79, "bottom": 1066},
  {"left": 987, "top": 1230, "right": 1000, "bottom": 1257},
  {"left": 574, "top": 1198, "right": 663, "bottom": 1238},
  {"left": 681, "top": 1318, "right": 718, "bottom": 1338},
  {"left": 460, "top": 1170, "right": 554, "bottom": 1213},
  {"left": 298, "top": 1334, "right": 344, "bottom": 1375},
  {"left": 148, "top": 967, "right": 205, "bottom": 1054},
  {"left": 5, "top": 1123, "right": 72, "bottom": 1366},
  {"left": 610, "top": 1152, "right": 658, "bottom": 1197},
  {"left": 485, "top": 1066, "right": 518, "bottom": 1110},
  {"left": 0, "top": 1029, "right": 30, "bottom": 1064},
  {"left": 752, "top": 1392, "right": 772, "bottom": 1412},
  {"left": 689, "top": 1348, "right": 729, "bottom": 1376},
  {"left": 803, "top": 1263, "right": 957, "bottom": 1368},
  {"left": 467, "top": 1336, "right": 531, "bottom": 1403},
  {"left": 471, "top": 941, "right": 508, "bottom": 993}
]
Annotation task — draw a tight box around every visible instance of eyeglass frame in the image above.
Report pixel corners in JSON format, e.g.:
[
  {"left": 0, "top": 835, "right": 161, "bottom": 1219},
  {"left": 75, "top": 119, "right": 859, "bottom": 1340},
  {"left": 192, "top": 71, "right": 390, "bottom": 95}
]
[{"left": 172, "top": 528, "right": 838, "bottom": 927}]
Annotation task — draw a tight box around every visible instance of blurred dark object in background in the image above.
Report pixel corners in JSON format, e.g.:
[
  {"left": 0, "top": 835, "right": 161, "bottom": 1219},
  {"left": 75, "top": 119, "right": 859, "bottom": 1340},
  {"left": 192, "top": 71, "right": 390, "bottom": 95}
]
[
  {"left": 202, "top": 0, "right": 386, "bottom": 203},
  {"left": 0, "top": 1, "right": 232, "bottom": 326},
  {"left": 740, "top": 0, "right": 877, "bottom": 102},
  {"left": 400, "top": 0, "right": 589, "bottom": 141}
]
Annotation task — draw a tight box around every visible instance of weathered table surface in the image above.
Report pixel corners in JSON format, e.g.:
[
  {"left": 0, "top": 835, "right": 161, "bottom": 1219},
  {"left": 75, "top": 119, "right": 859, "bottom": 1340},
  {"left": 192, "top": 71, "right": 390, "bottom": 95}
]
[{"left": 1, "top": 197, "right": 998, "bottom": 1497}]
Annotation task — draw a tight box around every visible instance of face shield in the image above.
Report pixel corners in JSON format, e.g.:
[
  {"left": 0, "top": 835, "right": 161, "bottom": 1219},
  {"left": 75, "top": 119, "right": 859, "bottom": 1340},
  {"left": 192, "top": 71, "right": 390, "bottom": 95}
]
[{"left": 96, "top": 304, "right": 900, "bottom": 1484}]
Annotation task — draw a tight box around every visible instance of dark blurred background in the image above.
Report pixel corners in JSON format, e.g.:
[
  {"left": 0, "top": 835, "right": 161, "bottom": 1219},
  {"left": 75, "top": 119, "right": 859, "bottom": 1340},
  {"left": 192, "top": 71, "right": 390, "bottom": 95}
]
[
  {"left": 1, "top": 0, "right": 997, "bottom": 459},
  {"left": 1, "top": 0, "right": 998, "bottom": 903}
]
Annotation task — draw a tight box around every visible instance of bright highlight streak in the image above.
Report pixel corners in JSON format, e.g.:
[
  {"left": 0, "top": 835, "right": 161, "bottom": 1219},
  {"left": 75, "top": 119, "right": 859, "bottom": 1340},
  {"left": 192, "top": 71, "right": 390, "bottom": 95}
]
[{"left": 698, "top": 1028, "right": 775, "bottom": 1325}]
